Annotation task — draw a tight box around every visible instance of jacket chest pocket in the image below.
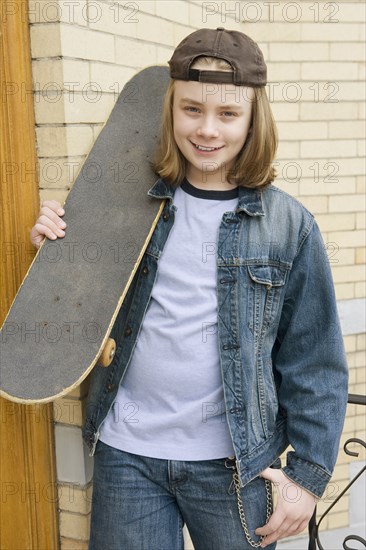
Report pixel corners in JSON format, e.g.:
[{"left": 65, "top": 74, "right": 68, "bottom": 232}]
[{"left": 247, "top": 263, "right": 289, "bottom": 336}]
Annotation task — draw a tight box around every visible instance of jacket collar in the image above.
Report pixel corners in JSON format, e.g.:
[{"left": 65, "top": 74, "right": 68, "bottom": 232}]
[{"left": 147, "top": 177, "right": 265, "bottom": 217}]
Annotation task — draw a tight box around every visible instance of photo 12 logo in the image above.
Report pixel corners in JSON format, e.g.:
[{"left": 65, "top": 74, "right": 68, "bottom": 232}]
[{"left": 201, "top": 2, "right": 340, "bottom": 24}]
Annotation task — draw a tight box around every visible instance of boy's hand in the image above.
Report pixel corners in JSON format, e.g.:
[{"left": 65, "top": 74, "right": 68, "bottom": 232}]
[
  {"left": 255, "top": 467, "right": 318, "bottom": 547},
  {"left": 30, "top": 200, "right": 67, "bottom": 248}
]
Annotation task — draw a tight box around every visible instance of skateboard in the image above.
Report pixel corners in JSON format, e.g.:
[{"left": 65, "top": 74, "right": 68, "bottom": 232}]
[{"left": 0, "top": 65, "right": 171, "bottom": 403}]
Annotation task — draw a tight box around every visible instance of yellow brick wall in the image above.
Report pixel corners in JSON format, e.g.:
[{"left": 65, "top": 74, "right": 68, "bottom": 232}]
[{"left": 27, "top": 0, "right": 365, "bottom": 546}]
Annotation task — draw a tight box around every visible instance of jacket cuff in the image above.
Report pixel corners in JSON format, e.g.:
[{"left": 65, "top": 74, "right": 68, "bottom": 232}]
[{"left": 281, "top": 452, "right": 331, "bottom": 499}]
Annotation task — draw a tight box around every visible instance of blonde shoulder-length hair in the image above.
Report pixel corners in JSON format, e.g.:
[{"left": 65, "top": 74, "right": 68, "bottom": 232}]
[{"left": 152, "top": 56, "right": 278, "bottom": 189}]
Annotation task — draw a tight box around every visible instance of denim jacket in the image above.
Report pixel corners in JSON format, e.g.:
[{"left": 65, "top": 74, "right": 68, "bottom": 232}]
[{"left": 82, "top": 178, "right": 349, "bottom": 499}]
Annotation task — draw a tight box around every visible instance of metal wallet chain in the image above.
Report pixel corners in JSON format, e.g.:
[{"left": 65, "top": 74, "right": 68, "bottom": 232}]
[{"left": 225, "top": 457, "right": 273, "bottom": 548}]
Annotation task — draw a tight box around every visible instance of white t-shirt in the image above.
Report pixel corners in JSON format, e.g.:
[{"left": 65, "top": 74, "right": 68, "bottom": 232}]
[{"left": 99, "top": 178, "right": 238, "bottom": 460}]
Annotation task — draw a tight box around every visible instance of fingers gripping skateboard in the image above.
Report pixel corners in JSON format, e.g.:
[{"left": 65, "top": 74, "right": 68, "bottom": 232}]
[{"left": 97, "top": 338, "right": 116, "bottom": 367}]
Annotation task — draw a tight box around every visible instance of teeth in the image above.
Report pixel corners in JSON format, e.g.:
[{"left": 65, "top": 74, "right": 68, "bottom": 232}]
[{"left": 194, "top": 143, "right": 220, "bottom": 151}]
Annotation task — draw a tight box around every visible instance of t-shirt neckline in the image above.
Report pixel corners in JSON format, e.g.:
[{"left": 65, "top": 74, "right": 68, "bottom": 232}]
[{"left": 181, "top": 177, "right": 239, "bottom": 201}]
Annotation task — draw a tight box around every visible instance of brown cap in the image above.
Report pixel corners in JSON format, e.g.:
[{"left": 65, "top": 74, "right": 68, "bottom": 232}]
[{"left": 168, "top": 27, "right": 267, "bottom": 87}]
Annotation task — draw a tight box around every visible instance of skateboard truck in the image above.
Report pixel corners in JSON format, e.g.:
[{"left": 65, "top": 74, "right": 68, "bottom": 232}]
[{"left": 97, "top": 338, "right": 116, "bottom": 367}]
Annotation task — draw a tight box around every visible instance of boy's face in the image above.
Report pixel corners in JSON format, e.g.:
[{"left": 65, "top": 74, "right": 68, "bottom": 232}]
[{"left": 172, "top": 79, "right": 254, "bottom": 187}]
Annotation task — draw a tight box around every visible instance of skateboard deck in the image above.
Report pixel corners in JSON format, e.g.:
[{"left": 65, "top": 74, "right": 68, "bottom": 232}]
[{"left": 0, "top": 65, "right": 171, "bottom": 403}]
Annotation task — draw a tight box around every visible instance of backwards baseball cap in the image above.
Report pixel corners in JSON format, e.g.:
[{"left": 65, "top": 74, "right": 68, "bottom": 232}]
[{"left": 168, "top": 27, "right": 267, "bottom": 87}]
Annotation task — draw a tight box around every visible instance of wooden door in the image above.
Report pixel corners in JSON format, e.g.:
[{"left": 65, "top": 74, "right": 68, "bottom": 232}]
[{"left": 0, "top": 1, "right": 59, "bottom": 547}]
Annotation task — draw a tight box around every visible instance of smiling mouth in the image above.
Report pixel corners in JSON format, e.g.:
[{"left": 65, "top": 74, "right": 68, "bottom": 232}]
[{"left": 190, "top": 141, "right": 224, "bottom": 152}]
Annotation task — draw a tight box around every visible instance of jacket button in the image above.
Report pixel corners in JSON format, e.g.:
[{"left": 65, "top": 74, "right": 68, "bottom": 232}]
[
  {"left": 124, "top": 326, "right": 132, "bottom": 336},
  {"left": 106, "top": 383, "right": 114, "bottom": 392},
  {"left": 142, "top": 266, "right": 149, "bottom": 275},
  {"left": 163, "top": 212, "right": 169, "bottom": 221}
]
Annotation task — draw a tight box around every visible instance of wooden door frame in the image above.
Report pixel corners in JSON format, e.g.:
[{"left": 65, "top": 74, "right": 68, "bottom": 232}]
[{"left": 1, "top": 1, "right": 59, "bottom": 548}]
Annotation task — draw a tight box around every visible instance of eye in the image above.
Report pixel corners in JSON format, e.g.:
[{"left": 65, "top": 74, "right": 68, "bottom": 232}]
[
  {"left": 222, "top": 111, "right": 236, "bottom": 117},
  {"left": 184, "top": 106, "right": 200, "bottom": 113}
]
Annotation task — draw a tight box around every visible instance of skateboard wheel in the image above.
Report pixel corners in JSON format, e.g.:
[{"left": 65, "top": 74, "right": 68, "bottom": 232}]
[{"left": 98, "top": 338, "right": 116, "bottom": 367}]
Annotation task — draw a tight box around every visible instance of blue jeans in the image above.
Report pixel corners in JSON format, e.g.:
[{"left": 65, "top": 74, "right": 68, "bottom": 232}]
[{"left": 88, "top": 440, "right": 276, "bottom": 550}]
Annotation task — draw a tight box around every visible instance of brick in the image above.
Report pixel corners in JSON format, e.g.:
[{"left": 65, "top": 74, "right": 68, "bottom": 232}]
[
  {"left": 61, "top": 538, "right": 88, "bottom": 550},
  {"left": 30, "top": 23, "right": 62, "bottom": 57},
  {"left": 300, "top": 102, "right": 358, "bottom": 121},
  {"left": 267, "top": 62, "right": 301, "bottom": 82},
  {"left": 301, "top": 23, "right": 364, "bottom": 42},
  {"left": 300, "top": 178, "right": 356, "bottom": 197},
  {"left": 356, "top": 212, "right": 365, "bottom": 229},
  {"left": 63, "top": 93, "right": 115, "bottom": 124},
  {"left": 40, "top": 189, "right": 69, "bottom": 204},
  {"left": 296, "top": 195, "right": 328, "bottom": 214},
  {"left": 38, "top": 156, "right": 85, "bottom": 189},
  {"left": 58, "top": 483, "right": 92, "bottom": 514},
  {"left": 354, "top": 351, "right": 366, "bottom": 368},
  {"left": 273, "top": 159, "right": 340, "bottom": 188},
  {"left": 335, "top": 283, "right": 354, "bottom": 300},
  {"left": 59, "top": 24, "right": 115, "bottom": 62},
  {"left": 32, "top": 58, "right": 63, "bottom": 89},
  {"left": 332, "top": 264, "right": 365, "bottom": 283},
  {"left": 270, "top": 42, "right": 328, "bottom": 62},
  {"left": 59, "top": 511, "right": 90, "bottom": 540},
  {"left": 356, "top": 366, "right": 366, "bottom": 384},
  {"left": 272, "top": 180, "right": 299, "bottom": 197},
  {"left": 358, "top": 139, "right": 366, "bottom": 157},
  {"left": 356, "top": 247, "right": 366, "bottom": 264},
  {"left": 335, "top": 82, "right": 366, "bottom": 102},
  {"left": 173, "top": 24, "right": 196, "bottom": 45},
  {"left": 357, "top": 333, "right": 366, "bottom": 350},
  {"left": 133, "top": 0, "right": 155, "bottom": 15},
  {"left": 329, "top": 194, "right": 366, "bottom": 213},
  {"left": 301, "top": 140, "right": 357, "bottom": 159},
  {"left": 355, "top": 416, "right": 366, "bottom": 438},
  {"left": 115, "top": 37, "right": 157, "bottom": 67},
  {"left": 135, "top": 13, "right": 174, "bottom": 46},
  {"left": 349, "top": 383, "right": 365, "bottom": 398},
  {"left": 28, "top": 1, "right": 60, "bottom": 24},
  {"left": 189, "top": 3, "right": 224, "bottom": 28},
  {"left": 58, "top": 0, "right": 88, "bottom": 26},
  {"left": 276, "top": 121, "right": 327, "bottom": 140},
  {"left": 276, "top": 141, "right": 300, "bottom": 160},
  {"left": 347, "top": 353, "right": 357, "bottom": 369},
  {"left": 53, "top": 398, "right": 83, "bottom": 426},
  {"left": 342, "top": 413, "right": 356, "bottom": 433},
  {"left": 36, "top": 126, "right": 67, "bottom": 157},
  {"left": 156, "top": 0, "right": 189, "bottom": 25},
  {"left": 344, "top": 335, "right": 357, "bottom": 353},
  {"left": 33, "top": 89, "right": 65, "bottom": 124},
  {"left": 33, "top": 58, "right": 91, "bottom": 92},
  {"left": 64, "top": 60, "right": 92, "bottom": 90},
  {"left": 244, "top": 22, "right": 301, "bottom": 42},
  {"left": 66, "top": 126, "right": 96, "bottom": 156},
  {"left": 93, "top": 124, "right": 104, "bottom": 141},
  {"left": 329, "top": 121, "right": 366, "bottom": 140},
  {"left": 356, "top": 176, "right": 366, "bottom": 194},
  {"left": 335, "top": 248, "right": 356, "bottom": 267},
  {"left": 302, "top": 62, "right": 359, "bottom": 81},
  {"left": 331, "top": 463, "right": 350, "bottom": 483},
  {"left": 156, "top": 46, "right": 174, "bottom": 65},
  {"left": 36, "top": 125, "right": 94, "bottom": 158},
  {"left": 270, "top": 101, "right": 299, "bottom": 123},
  {"left": 328, "top": 157, "right": 365, "bottom": 177},
  {"left": 90, "top": 62, "right": 135, "bottom": 93},
  {"left": 335, "top": 2, "right": 366, "bottom": 23},
  {"left": 359, "top": 100, "right": 365, "bottom": 119},
  {"left": 189, "top": 2, "right": 244, "bottom": 29},
  {"left": 88, "top": 2, "right": 138, "bottom": 37}
]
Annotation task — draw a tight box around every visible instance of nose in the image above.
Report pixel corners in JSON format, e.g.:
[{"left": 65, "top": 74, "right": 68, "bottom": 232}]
[{"left": 196, "top": 115, "right": 219, "bottom": 139}]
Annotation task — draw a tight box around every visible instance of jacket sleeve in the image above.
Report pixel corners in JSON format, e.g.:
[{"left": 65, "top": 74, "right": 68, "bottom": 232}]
[{"left": 272, "top": 218, "right": 349, "bottom": 499}]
